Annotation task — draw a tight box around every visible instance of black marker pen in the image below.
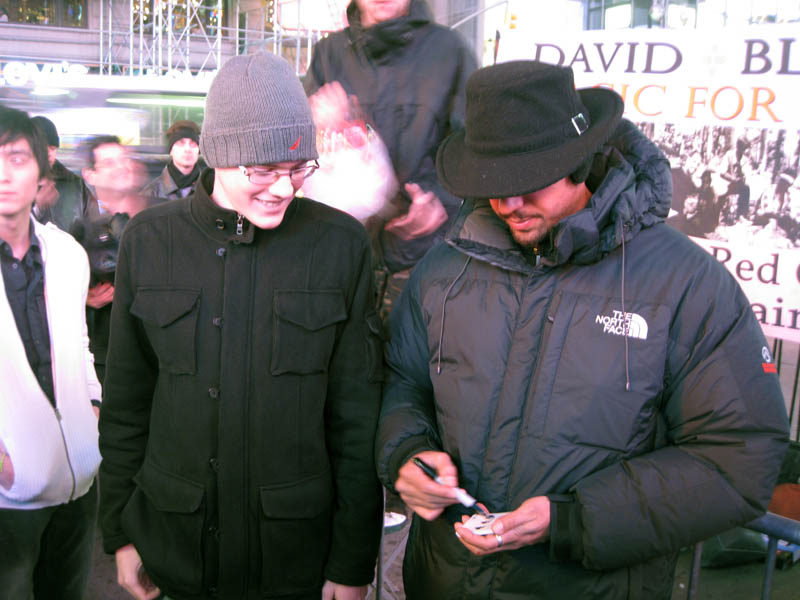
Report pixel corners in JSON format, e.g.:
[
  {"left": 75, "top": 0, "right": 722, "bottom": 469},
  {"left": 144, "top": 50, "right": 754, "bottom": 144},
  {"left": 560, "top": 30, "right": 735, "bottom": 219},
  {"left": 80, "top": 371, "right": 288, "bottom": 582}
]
[{"left": 413, "top": 457, "right": 489, "bottom": 516}]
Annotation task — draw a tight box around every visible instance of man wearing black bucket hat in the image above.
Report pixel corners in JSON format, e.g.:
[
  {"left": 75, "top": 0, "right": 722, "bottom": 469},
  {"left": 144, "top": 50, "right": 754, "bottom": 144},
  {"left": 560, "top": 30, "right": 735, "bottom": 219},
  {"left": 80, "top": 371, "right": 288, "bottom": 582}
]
[{"left": 376, "top": 61, "right": 789, "bottom": 599}]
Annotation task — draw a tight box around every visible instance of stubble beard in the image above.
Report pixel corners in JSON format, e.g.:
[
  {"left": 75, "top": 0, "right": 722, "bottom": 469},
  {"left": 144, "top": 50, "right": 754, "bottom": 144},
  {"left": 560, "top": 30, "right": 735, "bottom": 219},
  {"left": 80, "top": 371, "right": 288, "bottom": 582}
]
[{"left": 507, "top": 219, "right": 549, "bottom": 249}]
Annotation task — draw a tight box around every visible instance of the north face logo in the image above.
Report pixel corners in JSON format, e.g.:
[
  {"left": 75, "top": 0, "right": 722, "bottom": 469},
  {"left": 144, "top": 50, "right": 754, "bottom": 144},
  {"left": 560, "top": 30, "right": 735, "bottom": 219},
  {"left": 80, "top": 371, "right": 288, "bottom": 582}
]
[{"left": 595, "top": 310, "right": 648, "bottom": 340}]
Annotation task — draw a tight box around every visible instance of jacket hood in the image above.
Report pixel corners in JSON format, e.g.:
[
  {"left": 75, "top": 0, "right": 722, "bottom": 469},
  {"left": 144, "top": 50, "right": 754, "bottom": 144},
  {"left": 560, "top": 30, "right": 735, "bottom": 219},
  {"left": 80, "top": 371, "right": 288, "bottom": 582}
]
[
  {"left": 346, "top": 0, "right": 432, "bottom": 59},
  {"left": 446, "top": 120, "right": 673, "bottom": 271}
]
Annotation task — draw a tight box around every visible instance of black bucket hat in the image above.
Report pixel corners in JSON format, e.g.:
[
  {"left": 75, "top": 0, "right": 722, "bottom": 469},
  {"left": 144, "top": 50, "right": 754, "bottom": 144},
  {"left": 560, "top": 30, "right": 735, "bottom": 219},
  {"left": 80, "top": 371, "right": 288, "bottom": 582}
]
[{"left": 436, "top": 60, "right": 624, "bottom": 199}]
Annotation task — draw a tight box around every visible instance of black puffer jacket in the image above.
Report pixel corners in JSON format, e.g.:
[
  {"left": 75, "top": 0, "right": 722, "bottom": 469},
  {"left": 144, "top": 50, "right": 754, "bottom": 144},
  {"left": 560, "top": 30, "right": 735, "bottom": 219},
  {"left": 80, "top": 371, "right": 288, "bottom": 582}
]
[
  {"left": 304, "top": 0, "right": 477, "bottom": 272},
  {"left": 376, "top": 121, "right": 789, "bottom": 599}
]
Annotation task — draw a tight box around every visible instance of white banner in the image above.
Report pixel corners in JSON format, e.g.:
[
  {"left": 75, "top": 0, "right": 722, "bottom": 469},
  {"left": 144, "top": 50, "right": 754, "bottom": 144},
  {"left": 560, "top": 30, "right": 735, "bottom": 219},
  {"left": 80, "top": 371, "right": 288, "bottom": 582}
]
[
  {"left": 497, "top": 25, "right": 799, "bottom": 130},
  {"left": 498, "top": 26, "right": 800, "bottom": 342}
]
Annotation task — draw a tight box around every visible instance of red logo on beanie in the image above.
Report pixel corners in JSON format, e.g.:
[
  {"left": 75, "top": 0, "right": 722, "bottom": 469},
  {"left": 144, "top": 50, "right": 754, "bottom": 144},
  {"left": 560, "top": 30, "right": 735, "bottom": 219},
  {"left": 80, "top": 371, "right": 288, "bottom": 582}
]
[{"left": 289, "top": 136, "right": 301, "bottom": 151}]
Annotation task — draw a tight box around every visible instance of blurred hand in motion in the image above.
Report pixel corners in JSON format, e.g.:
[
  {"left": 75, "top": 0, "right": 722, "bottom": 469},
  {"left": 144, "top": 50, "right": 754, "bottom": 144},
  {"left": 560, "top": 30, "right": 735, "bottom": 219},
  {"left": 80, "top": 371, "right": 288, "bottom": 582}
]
[
  {"left": 35, "top": 178, "right": 59, "bottom": 210},
  {"left": 309, "top": 82, "right": 356, "bottom": 131},
  {"left": 87, "top": 282, "right": 114, "bottom": 309},
  {"left": 384, "top": 183, "right": 448, "bottom": 240}
]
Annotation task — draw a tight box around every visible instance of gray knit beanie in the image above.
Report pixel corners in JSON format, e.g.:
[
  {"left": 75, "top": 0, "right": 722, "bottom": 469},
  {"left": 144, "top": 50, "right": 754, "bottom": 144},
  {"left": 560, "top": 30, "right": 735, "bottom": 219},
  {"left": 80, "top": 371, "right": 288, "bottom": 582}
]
[{"left": 200, "top": 52, "right": 317, "bottom": 168}]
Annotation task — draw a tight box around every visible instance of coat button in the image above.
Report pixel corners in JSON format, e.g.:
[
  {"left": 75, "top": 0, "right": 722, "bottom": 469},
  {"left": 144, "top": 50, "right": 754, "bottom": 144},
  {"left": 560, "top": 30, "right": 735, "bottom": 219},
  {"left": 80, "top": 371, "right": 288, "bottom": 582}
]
[
  {"left": 215, "top": 218, "right": 224, "bottom": 230},
  {"left": 209, "top": 586, "right": 219, "bottom": 597},
  {"left": 209, "top": 457, "right": 219, "bottom": 471},
  {"left": 216, "top": 247, "right": 226, "bottom": 257},
  {"left": 212, "top": 317, "right": 222, "bottom": 327},
  {"left": 208, "top": 387, "right": 219, "bottom": 398}
]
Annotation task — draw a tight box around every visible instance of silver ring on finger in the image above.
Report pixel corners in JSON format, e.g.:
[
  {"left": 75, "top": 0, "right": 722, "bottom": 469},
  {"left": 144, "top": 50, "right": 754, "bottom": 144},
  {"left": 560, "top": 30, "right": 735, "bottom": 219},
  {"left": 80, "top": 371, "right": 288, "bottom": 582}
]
[{"left": 495, "top": 533, "right": 503, "bottom": 548}]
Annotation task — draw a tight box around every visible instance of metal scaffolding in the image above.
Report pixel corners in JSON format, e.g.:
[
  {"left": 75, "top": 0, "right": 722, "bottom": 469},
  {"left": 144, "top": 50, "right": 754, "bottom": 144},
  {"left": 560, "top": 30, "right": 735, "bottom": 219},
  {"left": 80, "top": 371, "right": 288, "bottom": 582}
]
[
  {"left": 97, "top": 0, "right": 331, "bottom": 78},
  {"left": 98, "top": 0, "right": 223, "bottom": 76}
]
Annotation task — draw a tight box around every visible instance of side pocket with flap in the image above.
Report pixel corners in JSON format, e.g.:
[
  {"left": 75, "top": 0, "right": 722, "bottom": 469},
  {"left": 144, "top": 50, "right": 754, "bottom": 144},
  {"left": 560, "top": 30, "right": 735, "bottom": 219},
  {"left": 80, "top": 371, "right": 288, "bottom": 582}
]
[
  {"left": 258, "top": 470, "right": 334, "bottom": 595},
  {"left": 120, "top": 459, "right": 205, "bottom": 595}
]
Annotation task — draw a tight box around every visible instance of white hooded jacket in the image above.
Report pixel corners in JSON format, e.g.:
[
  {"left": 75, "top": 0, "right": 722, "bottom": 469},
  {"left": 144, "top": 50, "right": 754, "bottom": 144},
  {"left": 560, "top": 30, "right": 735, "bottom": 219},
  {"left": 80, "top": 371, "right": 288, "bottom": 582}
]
[{"left": 0, "top": 219, "right": 101, "bottom": 509}]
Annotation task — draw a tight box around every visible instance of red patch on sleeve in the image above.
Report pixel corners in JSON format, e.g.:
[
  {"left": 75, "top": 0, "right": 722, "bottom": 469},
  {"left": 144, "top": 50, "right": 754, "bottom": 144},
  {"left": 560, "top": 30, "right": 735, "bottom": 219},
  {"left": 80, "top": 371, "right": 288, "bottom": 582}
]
[
  {"left": 762, "top": 362, "right": 777, "bottom": 374},
  {"left": 289, "top": 136, "right": 301, "bottom": 151}
]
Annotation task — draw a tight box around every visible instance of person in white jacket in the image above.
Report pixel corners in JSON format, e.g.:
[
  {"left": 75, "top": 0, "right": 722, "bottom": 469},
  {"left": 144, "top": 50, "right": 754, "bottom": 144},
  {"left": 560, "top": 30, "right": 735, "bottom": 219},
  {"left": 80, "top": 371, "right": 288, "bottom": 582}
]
[{"left": 0, "top": 106, "right": 102, "bottom": 599}]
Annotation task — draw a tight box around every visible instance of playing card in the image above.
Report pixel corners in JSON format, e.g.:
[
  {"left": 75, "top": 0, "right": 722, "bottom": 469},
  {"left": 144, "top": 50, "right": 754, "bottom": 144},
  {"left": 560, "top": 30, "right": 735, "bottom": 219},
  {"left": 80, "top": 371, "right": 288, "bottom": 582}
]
[{"left": 462, "top": 512, "right": 509, "bottom": 535}]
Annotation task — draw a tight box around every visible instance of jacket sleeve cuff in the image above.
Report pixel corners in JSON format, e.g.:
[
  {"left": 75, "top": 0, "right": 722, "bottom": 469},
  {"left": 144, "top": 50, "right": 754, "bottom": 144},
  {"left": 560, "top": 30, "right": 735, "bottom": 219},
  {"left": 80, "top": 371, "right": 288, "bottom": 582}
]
[
  {"left": 548, "top": 493, "right": 584, "bottom": 563},
  {"left": 323, "top": 564, "right": 377, "bottom": 588},
  {"left": 102, "top": 531, "right": 132, "bottom": 555},
  {"left": 387, "top": 434, "right": 438, "bottom": 491},
  {"left": 91, "top": 399, "right": 102, "bottom": 408}
]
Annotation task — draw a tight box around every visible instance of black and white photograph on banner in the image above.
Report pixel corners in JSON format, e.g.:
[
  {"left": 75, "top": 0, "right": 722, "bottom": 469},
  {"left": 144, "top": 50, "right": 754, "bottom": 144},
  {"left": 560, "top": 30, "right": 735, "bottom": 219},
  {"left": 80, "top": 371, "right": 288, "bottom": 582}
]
[{"left": 642, "top": 123, "right": 800, "bottom": 247}]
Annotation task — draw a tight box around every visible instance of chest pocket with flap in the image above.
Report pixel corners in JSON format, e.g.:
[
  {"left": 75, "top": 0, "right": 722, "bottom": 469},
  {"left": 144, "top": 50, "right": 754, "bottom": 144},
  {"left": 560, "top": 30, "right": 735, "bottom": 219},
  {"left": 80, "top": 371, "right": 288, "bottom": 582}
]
[
  {"left": 271, "top": 289, "right": 347, "bottom": 375},
  {"left": 130, "top": 287, "right": 201, "bottom": 375}
]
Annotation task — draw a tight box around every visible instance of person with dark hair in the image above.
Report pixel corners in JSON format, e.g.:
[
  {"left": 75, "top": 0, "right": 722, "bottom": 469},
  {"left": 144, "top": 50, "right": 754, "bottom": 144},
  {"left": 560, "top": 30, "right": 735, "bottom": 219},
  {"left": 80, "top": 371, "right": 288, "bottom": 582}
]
[
  {"left": 30, "top": 115, "right": 93, "bottom": 232},
  {"left": 0, "top": 106, "right": 102, "bottom": 600},
  {"left": 304, "top": 0, "right": 478, "bottom": 319},
  {"left": 78, "top": 135, "right": 152, "bottom": 383},
  {"left": 375, "top": 61, "right": 789, "bottom": 599},
  {"left": 98, "top": 52, "right": 382, "bottom": 600},
  {"left": 142, "top": 119, "right": 203, "bottom": 200}
]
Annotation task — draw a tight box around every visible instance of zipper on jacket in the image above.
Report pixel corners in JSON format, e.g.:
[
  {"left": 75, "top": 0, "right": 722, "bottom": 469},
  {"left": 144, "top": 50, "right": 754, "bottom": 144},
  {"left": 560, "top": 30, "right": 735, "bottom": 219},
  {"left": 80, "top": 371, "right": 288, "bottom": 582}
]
[
  {"left": 236, "top": 213, "right": 244, "bottom": 236},
  {"left": 514, "top": 288, "right": 563, "bottom": 447},
  {"left": 53, "top": 406, "right": 77, "bottom": 501}
]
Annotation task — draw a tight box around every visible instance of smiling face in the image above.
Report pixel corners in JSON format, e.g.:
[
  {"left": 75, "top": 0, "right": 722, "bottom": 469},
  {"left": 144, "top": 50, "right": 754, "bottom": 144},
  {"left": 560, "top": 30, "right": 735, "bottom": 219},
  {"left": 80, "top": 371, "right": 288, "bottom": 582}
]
[
  {"left": 356, "top": 0, "right": 412, "bottom": 27},
  {"left": 0, "top": 137, "right": 44, "bottom": 222},
  {"left": 83, "top": 142, "right": 140, "bottom": 197},
  {"left": 211, "top": 160, "right": 310, "bottom": 230},
  {"left": 488, "top": 177, "right": 592, "bottom": 249}
]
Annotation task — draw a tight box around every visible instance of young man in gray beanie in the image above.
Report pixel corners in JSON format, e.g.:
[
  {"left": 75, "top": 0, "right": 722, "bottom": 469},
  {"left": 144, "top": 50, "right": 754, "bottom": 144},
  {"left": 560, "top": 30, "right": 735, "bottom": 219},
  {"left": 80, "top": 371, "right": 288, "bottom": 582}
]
[{"left": 98, "top": 52, "right": 383, "bottom": 600}]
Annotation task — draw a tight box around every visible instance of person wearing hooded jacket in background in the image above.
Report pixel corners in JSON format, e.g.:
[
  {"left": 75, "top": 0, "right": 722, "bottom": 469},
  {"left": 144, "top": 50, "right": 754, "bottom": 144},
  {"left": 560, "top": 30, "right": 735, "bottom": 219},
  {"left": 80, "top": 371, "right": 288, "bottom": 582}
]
[
  {"left": 375, "top": 61, "right": 790, "bottom": 599},
  {"left": 304, "top": 0, "right": 477, "bottom": 318}
]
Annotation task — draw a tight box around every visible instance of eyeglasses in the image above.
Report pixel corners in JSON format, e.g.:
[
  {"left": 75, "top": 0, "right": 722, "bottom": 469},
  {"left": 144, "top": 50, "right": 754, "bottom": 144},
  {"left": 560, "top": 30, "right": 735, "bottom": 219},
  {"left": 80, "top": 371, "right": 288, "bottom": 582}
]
[{"left": 238, "top": 160, "right": 319, "bottom": 185}]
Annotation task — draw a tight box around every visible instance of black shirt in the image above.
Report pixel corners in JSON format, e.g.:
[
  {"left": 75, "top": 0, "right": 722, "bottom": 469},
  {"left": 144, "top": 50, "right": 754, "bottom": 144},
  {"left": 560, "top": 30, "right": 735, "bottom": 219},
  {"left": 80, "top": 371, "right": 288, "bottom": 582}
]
[{"left": 1, "top": 221, "right": 55, "bottom": 406}]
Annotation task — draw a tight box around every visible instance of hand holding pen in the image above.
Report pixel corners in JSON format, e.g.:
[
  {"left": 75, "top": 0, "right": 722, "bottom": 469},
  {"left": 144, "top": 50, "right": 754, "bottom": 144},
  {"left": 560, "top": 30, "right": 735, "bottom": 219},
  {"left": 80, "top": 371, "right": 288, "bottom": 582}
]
[{"left": 394, "top": 450, "right": 487, "bottom": 521}]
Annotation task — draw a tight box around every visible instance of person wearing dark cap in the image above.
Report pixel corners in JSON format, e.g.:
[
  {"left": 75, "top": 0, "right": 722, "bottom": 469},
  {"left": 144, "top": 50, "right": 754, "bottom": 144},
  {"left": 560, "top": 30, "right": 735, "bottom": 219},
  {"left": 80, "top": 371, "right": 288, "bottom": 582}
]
[
  {"left": 141, "top": 119, "right": 203, "bottom": 200},
  {"left": 375, "top": 60, "right": 789, "bottom": 599},
  {"left": 98, "top": 52, "right": 382, "bottom": 600},
  {"left": 30, "top": 115, "right": 93, "bottom": 232}
]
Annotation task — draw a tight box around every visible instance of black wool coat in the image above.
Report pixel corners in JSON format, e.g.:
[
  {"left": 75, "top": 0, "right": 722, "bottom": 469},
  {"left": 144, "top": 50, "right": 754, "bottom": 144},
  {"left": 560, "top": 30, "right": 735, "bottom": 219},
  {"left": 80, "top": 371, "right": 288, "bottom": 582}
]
[{"left": 98, "top": 170, "right": 383, "bottom": 600}]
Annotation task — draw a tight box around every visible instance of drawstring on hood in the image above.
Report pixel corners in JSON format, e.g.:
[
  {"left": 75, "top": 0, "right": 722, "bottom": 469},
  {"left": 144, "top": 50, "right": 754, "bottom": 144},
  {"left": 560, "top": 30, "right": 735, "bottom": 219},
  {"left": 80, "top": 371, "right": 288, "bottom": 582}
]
[
  {"left": 621, "top": 228, "right": 631, "bottom": 392},
  {"left": 437, "top": 256, "right": 472, "bottom": 374}
]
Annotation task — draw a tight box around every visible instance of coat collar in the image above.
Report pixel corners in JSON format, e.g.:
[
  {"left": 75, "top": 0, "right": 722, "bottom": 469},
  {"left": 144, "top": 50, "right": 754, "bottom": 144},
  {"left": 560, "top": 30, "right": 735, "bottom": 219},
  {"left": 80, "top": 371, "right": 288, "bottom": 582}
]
[
  {"left": 188, "top": 168, "right": 298, "bottom": 245},
  {"left": 346, "top": 0, "right": 431, "bottom": 61}
]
